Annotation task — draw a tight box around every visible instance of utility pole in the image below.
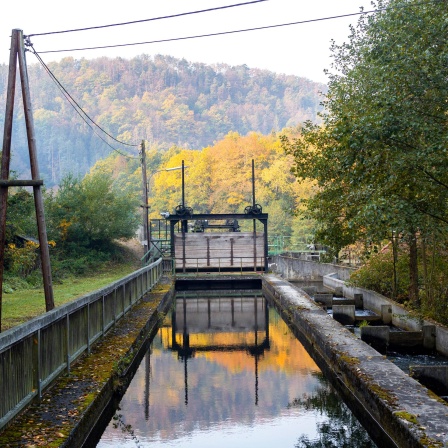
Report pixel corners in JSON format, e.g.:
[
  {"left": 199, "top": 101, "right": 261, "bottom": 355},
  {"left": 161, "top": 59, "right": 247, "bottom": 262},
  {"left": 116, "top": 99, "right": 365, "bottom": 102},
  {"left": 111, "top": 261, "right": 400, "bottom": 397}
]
[
  {"left": 0, "top": 29, "right": 55, "bottom": 331},
  {"left": 140, "top": 140, "right": 150, "bottom": 259}
]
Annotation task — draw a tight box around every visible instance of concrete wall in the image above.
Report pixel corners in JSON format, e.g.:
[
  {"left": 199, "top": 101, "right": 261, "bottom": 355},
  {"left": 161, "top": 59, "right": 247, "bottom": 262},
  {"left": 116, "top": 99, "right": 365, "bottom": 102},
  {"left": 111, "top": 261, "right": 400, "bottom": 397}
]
[
  {"left": 262, "top": 274, "right": 448, "bottom": 448},
  {"left": 272, "top": 256, "right": 448, "bottom": 358},
  {"left": 270, "top": 254, "right": 355, "bottom": 281},
  {"left": 324, "top": 274, "right": 448, "bottom": 357}
]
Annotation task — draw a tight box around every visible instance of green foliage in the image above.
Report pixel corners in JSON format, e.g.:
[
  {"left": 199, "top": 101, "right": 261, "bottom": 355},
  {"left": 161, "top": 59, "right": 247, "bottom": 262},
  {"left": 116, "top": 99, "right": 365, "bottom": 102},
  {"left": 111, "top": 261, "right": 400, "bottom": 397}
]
[
  {"left": 46, "top": 171, "right": 139, "bottom": 252},
  {"left": 5, "top": 241, "right": 40, "bottom": 277},
  {"left": 282, "top": 0, "right": 448, "bottom": 304},
  {"left": 350, "top": 241, "right": 448, "bottom": 326},
  {"left": 5, "top": 189, "right": 37, "bottom": 240},
  {"left": 349, "top": 250, "right": 410, "bottom": 303},
  {"left": 284, "top": 0, "right": 448, "bottom": 239}
]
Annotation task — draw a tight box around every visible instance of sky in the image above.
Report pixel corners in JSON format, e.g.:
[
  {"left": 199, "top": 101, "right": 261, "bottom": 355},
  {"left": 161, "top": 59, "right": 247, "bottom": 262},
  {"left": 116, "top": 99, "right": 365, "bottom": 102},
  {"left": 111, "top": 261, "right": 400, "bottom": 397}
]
[{"left": 1, "top": 0, "right": 373, "bottom": 84}]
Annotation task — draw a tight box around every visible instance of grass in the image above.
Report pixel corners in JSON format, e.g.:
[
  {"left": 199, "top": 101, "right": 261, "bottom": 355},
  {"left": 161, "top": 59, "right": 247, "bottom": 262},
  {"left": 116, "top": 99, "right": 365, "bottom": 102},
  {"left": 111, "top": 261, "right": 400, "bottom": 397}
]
[{"left": 1, "top": 261, "right": 138, "bottom": 331}]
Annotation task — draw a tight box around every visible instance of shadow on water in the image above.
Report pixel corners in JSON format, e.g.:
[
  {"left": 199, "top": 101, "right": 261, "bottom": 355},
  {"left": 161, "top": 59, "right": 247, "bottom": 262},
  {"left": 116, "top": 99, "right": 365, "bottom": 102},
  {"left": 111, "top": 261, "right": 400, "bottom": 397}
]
[{"left": 87, "top": 291, "right": 378, "bottom": 448}]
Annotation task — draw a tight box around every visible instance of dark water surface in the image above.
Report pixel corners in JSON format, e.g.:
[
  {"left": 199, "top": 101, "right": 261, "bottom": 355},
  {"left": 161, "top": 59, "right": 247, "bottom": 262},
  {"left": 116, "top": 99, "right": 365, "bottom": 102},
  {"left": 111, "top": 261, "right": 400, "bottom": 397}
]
[{"left": 97, "top": 293, "right": 377, "bottom": 447}]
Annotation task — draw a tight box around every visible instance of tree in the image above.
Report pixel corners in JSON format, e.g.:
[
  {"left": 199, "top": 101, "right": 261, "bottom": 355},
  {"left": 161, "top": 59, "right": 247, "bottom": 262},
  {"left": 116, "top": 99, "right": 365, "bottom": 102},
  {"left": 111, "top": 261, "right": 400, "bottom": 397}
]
[
  {"left": 46, "top": 170, "right": 140, "bottom": 252},
  {"left": 282, "top": 0, "right": 448, "bottom": 305}
]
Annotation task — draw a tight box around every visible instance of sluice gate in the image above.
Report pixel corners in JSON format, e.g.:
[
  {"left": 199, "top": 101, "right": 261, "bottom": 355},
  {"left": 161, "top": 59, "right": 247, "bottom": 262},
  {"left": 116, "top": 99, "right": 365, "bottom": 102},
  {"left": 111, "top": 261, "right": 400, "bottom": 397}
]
[{"left": 152, "top": 159, "right": 269, "bottom": 274}]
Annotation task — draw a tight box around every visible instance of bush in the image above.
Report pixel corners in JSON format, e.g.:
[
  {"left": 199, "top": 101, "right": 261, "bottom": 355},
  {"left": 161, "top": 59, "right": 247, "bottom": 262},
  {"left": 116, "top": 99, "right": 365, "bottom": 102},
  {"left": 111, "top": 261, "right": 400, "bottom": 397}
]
[
  {"left": 349, "top": 250, "right": 410, "bottom": 303},
  {"left": 349, "top": 245, "right": 448, "bottom": 326}
]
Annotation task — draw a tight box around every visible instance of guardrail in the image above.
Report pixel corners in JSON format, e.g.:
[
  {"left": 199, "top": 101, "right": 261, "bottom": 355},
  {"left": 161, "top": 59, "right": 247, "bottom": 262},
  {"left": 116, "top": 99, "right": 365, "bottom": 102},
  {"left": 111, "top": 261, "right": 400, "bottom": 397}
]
[{"left": 0, "top": 258, "right": 163, "bottom": 431}]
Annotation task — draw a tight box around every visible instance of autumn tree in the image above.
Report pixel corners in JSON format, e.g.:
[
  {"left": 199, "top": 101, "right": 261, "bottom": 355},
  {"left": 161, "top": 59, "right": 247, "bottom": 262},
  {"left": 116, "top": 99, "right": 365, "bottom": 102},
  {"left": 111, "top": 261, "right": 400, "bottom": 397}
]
[
  {"left": 282, "top": 0, "right": 448, "bottom": 305},
  {"left": 148, "top": 131, "right": 313, "bottom": 240}
]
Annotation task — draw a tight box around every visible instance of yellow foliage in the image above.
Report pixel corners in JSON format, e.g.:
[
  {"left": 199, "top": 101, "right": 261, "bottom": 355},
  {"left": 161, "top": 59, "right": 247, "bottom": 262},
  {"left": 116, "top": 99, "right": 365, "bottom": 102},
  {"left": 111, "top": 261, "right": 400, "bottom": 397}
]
[
  {"left": 148, "top": 130, "right": 315, "bottom": 238},
  {"left": 58, "top": 219, "right": 72, "bottom": 241}
]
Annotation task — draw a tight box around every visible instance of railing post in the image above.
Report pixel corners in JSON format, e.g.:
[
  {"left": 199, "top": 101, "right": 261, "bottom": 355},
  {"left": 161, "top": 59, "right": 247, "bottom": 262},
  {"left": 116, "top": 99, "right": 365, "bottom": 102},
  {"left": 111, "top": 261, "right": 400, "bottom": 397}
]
[
  {"left": 87, "top": 302, "right": 91, "bottom": 354},
  {"left": 113, "top": 287, "right": 117, "bottom": 326},
  {"left": 102, "top": 295, "right": 105, "bottom": 335},
  {"left": 37, "top": 329, "right": 42, "bottom": 399},
  {"left": 66, "top": 313, "right": 70, "bottom": 374}
]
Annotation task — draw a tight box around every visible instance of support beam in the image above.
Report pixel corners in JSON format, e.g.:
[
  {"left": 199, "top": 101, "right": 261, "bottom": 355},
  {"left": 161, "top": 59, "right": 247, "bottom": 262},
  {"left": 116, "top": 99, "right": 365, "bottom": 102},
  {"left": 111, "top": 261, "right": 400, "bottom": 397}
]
[{"left": 0, "top": 180, "right": 43, "bottom": 187}]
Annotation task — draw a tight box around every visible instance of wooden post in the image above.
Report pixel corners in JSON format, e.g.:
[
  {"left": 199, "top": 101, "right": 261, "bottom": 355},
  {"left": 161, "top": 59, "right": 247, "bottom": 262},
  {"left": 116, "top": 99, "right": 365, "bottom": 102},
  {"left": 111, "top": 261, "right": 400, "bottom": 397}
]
[
  {"left": 0, "top": 30, "right": 19, "bottom": 332},
  {"left": 0, "top": 29, "right": 55, "bottom": 332},
  {"left": 140, "top": 140, "right": 150, "bottom": 258},
  {"left": 18, "top": 30, "right": 55, "bottom": 312}
]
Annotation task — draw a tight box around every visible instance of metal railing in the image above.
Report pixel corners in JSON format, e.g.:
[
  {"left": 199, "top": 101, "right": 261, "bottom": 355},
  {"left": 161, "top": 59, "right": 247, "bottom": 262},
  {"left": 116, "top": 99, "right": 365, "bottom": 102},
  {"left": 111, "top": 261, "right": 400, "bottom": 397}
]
[
  {"left": 268, "top": 235, "right": 319, "bottom": 256},
  {"left": 141, "top": 239, "right": 171, "bottom": 266},
  {"left": 173, "top": 256, "right": 266, "bottom": 275},
  {"left": 0, "top": 258, "right": 163, "bottom": 431}
]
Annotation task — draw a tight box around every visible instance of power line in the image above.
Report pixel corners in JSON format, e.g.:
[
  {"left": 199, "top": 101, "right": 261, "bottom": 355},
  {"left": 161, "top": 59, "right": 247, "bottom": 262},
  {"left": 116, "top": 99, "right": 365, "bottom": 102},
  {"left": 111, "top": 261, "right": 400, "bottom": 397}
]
[
  {"left": 33, "top": 2, "right": 433, "bottom": 55},
  {"left": 29, "top": 46, "right": 140, "bottom": 159},
  {"left": 26, "top": 0, "right": 267, "bottom": 37}
]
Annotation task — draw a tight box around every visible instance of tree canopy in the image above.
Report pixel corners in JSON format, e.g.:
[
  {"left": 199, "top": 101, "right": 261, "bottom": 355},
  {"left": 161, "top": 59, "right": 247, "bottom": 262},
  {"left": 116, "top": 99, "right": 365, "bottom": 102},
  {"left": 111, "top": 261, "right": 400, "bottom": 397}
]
[
  {"left": 45, "top": 171, "right": 140, "bottom": 253},
  {"left": 281, "top": 0, "right": 448, "bottom": 303}
]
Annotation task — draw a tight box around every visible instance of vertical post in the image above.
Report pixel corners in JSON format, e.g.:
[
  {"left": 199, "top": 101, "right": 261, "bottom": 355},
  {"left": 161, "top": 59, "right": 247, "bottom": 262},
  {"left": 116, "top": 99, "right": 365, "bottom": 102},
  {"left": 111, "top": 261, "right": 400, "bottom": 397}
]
[
  {"left": 181, "top": 160, "right": 187, "bottom": 271},
  {"left": 181, "top": 160, "right": 185, "bottom": 209},
  {"left": 252, "top": 159, "right": 256, "bottom": 211},
  {"left": 18, "top": 31, "right": 55, "bottom": 311},
  {"left": 113, "top": 287, "right": 117, "bottom": 326},
  {"left": 263, "top": 219, "right": 269, "bottom": 272},
  {"left": 0, "top": 30, "right": 19, "bottom": 331},
  {"left": 252, "top": 160, "right": 257, "bottom": 270},
  {"left": 87, "top": 302, "right": 91, "bottom": 354},
  {"left": 140, "top": 140, "right": 150, "bottom": 258},
  {"left": 66, "top": 313, "right": 71, "bottom": 374},
  {"left": 37, "top": 329, "right": 42, "bottom": 399},
  {"left": 181, "top": 160, "right": 188, "bottom": 234}
]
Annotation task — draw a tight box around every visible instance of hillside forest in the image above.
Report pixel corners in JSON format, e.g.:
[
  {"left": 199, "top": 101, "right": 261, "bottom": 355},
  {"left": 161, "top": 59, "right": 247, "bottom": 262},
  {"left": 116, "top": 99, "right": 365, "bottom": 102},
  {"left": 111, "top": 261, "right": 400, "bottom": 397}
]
[{"left": 0, "top": 54, "right": 324, "bottom": 186}]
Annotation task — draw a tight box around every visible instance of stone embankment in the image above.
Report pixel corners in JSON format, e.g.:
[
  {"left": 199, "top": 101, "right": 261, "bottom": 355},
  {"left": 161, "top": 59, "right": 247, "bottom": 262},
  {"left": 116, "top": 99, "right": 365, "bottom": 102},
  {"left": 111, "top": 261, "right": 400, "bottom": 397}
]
[{"left": 263, "top": 274, "right": 448, "bottom": 448}]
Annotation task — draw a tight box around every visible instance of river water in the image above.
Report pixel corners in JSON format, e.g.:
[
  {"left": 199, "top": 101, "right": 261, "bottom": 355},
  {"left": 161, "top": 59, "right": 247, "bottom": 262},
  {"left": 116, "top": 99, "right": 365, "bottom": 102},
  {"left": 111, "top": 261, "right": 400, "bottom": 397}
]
[{"left": 97, "top": 292, "right": 377, "bottom": 447}]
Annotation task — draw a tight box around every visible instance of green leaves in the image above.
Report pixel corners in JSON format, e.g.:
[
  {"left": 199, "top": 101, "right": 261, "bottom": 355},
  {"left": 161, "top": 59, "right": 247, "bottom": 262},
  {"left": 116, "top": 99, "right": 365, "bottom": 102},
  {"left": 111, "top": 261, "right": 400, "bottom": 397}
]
[
  {"left": 282, "top": 0, "right": 448, "bottom": 253},
  {"left": 45, "top": 171, "right": 139, "bottom": 251}
]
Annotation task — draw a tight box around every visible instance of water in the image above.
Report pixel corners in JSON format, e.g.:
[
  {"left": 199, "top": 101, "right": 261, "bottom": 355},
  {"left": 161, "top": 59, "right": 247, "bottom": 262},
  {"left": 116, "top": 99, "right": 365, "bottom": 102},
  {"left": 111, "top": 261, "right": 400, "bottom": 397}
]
[
  {"left": 387, "top": 351, "right": 448, "bottom": 372},
  {"left": 97, "top": 293, "right": 377, "bottom": 447}
]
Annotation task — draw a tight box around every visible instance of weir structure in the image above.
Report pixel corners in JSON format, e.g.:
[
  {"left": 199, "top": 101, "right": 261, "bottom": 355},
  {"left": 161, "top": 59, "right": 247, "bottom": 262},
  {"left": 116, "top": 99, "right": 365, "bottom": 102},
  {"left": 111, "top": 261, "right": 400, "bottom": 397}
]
[{"left": 161, "top": 160, "right": 269, "bottom": 274}]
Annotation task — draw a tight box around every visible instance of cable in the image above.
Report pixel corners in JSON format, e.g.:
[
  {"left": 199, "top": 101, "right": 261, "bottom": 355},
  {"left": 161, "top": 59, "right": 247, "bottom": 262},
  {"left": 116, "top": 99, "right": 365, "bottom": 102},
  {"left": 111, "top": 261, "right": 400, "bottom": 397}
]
[
  {"left": 28, "top": 44, "right": 139, "bottom": 149},
  {"left": 30, "top": 46, "right": 140, "bottom": 159},
  {"left": 33, "top": 1, "right": 439, "bottom": 55},
  {"left": 26, "top": 0, "right": 267, "bottom": 37}
]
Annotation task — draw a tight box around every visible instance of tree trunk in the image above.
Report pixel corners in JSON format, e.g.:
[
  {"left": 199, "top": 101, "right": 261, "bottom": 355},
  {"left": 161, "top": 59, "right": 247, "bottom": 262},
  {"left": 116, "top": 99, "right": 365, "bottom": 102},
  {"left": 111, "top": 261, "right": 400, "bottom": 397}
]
[
  {"left": 421, "top": 236, "right": 428, "bottom": 302},
  {"left": 392, "top": 231, "right": 398, "bottom": 300},
  {"left": 408, "top": 232, "right": 420, "bottom": 307}
]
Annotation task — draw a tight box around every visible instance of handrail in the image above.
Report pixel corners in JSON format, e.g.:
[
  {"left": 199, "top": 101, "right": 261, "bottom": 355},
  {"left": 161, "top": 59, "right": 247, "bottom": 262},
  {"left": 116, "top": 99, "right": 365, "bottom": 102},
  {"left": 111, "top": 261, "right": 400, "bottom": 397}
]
[{"left": 0, "top": 258, "right": 163, "bottom": 431}]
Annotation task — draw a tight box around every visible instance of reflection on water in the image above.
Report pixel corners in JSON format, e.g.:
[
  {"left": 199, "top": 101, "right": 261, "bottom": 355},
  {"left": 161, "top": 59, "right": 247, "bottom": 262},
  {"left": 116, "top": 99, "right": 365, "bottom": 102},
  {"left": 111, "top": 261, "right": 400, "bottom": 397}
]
[{"left": 97, "top": 293, "right": 377, "bottom": 448}]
